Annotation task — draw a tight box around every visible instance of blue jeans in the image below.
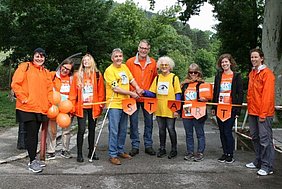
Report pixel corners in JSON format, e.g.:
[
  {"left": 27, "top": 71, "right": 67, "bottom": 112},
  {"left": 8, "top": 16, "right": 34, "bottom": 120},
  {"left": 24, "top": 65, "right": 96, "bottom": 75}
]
[
  {"left": 248, "top": 115, "right": 275, "bottom": 172},
  {"left": 129, "top": 102, "right": 153, "bottom": 149},
  {"left": 156, "top": 116, "right": 177, "bottom": 151},
  {"left": 183, "top": 118, "right": 206, "bottom": 154},
  {"left": 216, "top": 113, "right": 235, "bottom": 155},
  {"left": 108, "top": 109, "right": 128, "bottom": 158}
]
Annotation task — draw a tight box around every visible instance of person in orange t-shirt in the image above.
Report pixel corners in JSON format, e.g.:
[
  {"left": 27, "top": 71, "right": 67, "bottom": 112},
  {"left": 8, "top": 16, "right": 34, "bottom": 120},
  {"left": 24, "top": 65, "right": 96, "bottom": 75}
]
[
  {"left": 46, "top": 58, "right": 74, "bottom": 160},
  {"left": 211, "top": 53, "right": 243, "bottom": 164},
  {"left": 181, "top": 63, "right": 209, "bottom": 162},
  {"left": 126, "top": 39, "right": 158, "bottom": 156},
  {"left": 69, "top": 54, "right": 105, "bottom": 163},
  {"left": 11, "top": 48, "right": 53, "bottom": 173}
]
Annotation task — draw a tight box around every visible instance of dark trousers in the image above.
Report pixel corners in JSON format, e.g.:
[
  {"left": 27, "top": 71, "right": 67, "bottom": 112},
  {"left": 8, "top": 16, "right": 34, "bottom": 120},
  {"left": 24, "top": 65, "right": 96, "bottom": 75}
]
[
  {"left": 77, "top": 109, "right": 97, "bottom": 156},
  {"left": 24, "top": 121, "right": 41, "bottom": 162},
  {"left": 17, "top": 122, "right": 27, "bottom": 149},
  {"left": 156, "top": 116, "right": 177, "bottom": 151},
  {"left": 216, "top": 114, "right": 235, "bottom": 156}
]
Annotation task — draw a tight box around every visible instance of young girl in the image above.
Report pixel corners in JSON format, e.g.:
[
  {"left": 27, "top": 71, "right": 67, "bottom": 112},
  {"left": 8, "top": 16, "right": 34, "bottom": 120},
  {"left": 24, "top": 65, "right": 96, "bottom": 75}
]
[
  {"left": 211, "top": 54, "right": 243, "bottom": 164},
  {"left": 46, "top": 59, "right": 74, "bottom": 160},
  {"left": 181, "top": 63, "right": 209, "bottom": 162},
  {"left": 69, "top": 54, "right": 105, "bottom": 162},
  {"left": 143, "top": 56, "right": 181, "bottom": 159}
]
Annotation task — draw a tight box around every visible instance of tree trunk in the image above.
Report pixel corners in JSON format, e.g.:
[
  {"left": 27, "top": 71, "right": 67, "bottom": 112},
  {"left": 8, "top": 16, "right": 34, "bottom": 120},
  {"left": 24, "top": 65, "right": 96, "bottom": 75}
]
[{"left": 262, "top": 0, "right": 282, "bottom": 107}]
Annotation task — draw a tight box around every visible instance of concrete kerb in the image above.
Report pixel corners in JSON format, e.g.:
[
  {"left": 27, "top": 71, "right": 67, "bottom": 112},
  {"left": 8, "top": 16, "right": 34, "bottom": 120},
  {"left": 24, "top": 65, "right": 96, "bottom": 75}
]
[{"left": 0, "top": 119, "right": 105, "bottom": 164}]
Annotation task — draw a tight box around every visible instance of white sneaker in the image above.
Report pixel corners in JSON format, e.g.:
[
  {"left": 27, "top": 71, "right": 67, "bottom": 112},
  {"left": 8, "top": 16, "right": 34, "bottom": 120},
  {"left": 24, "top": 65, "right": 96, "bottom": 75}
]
[
  {"left": 28, "top": 160, "right": 46, "bottom": 167},
  {"left": 257, "top": 169, "right": 273, "bottom": 176},
  {"left": 246, "top": 162, "right": 256, "bottom": 169}
]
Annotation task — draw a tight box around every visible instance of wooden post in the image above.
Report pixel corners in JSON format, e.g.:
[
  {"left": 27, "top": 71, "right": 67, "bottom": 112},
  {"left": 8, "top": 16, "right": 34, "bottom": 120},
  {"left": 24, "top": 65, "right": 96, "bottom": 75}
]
[{"left": 40, "top": 122, "right": 48, "bottom": 161}]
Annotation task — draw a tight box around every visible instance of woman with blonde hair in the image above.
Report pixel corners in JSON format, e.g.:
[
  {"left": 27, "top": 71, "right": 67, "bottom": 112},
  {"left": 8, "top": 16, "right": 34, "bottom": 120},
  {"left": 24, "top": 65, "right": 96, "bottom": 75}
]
[
  {"left": 181, "top": 63, "right": 209, "bottom": 162},
  {"left": 69, "top": 53, "right": 105, "bottom": 162}
]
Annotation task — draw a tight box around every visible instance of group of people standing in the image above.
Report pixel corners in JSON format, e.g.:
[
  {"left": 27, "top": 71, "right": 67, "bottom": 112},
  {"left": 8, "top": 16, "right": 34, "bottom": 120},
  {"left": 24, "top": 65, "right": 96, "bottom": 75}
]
[{"left": 11, "top": 41, "right": 275, "bottom": 176}]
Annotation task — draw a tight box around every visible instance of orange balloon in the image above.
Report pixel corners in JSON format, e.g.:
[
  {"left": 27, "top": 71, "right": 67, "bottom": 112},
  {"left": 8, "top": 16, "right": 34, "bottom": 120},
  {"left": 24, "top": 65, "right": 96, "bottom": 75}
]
[
  {"left": 58, "top": 100, "right": 73, "bottom": 113},
  {"left": 52, "top": 91, "right": 61, "bottom": 105},
  {"left": 56, "top": 113, "right": 71, "bottom": 128},
  {"left": 47, "top": 105, "right": 59, "bottom": 119}
]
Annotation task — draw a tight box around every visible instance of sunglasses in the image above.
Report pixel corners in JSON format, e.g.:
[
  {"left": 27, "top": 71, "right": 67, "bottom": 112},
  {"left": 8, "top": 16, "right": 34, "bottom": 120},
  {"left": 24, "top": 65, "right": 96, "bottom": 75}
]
[
  {"left": 189, "top": 71, "right": 198, "bottom": 74},
  {"left": 139, "top": 46, "right": 150, "bottom": 50}
]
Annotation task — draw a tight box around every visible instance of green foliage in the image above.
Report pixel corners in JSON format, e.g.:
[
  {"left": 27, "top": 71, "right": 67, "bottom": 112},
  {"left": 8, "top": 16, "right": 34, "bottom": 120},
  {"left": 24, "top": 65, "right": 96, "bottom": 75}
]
[
  {"left": 0, "top": 0, "right": 114, "bottom": 70},
  {"left": 0, "top": 0, "right": 217, "bottom": 78},
  {"left": 106, "top": 0, "right": 148, "bottom": 59},
  {"left": 193, "top": 48, "right": 216, "bottom": 78},
  {"left": 0, "top": 63, "right": 12, "bottom": 90},
  {"left": 168, "top": 50, "right": 191, "bottom": 81},
  {"left": 0, "top": 90, "right": 16, "bottom": 127},
  {"left": 167, "top": 0, "right": 265, "bottom": 79}
]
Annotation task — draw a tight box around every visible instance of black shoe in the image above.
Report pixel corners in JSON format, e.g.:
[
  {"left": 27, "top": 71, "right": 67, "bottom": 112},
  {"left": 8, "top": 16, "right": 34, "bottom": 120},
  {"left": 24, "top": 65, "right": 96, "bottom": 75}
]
[
  {"left": 157, "top": 149, "right": 167, "bottom": 158},
  {"left": 168, "top": 151, "right": 177, "bottom": 159},
  {"left": 225, "top": 154, "right": 234, "bottom": 164},
  {"left": 218, "top": 154, "right": 227, "bottom": 163},
  {"left": 129, "top": 148, "right": 139, "bottom": 156},
  {"left": 77, "top": 155, "right": 84, "bottom": 163},
  {"left": 145, "top": 147, "right": 156, "bottom": 156},
  {"left": 88, "top": 152, "right": 99, "bottom": 160}
]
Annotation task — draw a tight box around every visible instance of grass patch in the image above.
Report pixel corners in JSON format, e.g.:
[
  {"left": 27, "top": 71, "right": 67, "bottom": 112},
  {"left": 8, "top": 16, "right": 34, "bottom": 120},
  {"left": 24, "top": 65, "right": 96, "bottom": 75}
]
[
  {"left": 205, "top": 76, "right": 214, "bottom": 83},
  {"left": 0, "top": 90, "right": 16, "bottom": 127}
]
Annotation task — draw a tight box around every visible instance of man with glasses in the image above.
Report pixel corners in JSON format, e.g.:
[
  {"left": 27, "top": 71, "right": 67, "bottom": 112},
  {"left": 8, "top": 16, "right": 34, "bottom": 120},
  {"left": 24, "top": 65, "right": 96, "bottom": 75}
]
[{"left": 126, "top": 39, "right": 158, "bottom": 156}]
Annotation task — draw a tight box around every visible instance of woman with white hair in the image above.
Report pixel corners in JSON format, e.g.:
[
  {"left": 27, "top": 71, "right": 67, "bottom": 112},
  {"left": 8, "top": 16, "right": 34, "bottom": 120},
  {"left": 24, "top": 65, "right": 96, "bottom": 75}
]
[{"left": 143, "top": 56, "right": 182, "bottom": 159}]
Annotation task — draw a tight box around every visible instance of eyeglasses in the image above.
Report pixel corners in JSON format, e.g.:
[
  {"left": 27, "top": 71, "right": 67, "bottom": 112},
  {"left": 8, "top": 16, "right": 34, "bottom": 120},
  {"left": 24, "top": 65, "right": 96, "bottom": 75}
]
[
  {"left": 62, "top": 65, "right": 71, "bottom": 71},
  {"left": 160, "top": 64, "right": 169, "bottom": 67},
  {"left": 139, "top": 46, "right": 150, "bottom": 51},
  {"left": 189, "top": 71, "right": 198, "bottom": 75}
]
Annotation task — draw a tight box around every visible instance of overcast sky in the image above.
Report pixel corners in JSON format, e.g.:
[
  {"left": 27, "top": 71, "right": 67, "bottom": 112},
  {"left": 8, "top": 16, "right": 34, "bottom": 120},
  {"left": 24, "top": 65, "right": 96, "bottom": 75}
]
[{"left": 114, "top": 0, "right": 218, "bottom": 31}]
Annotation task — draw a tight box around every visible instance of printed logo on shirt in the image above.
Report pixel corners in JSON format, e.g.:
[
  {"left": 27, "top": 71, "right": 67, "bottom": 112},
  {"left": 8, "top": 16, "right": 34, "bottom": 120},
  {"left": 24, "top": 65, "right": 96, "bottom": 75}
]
[
  {"left": 83, "top": 80, "right": 93, "bottom": 103},
  {"left": 119, "top": 71, "right": 129, "bottom": 85},
  {"left": 157, "top": 81, "right": 169, "bottom": 95}
]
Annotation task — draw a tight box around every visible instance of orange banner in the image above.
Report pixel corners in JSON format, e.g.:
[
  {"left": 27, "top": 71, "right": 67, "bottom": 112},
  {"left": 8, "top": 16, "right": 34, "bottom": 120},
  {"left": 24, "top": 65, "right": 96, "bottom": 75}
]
[
  {"left": 191, "top": 102, "right": 206, "bottom": 119},
  {"left": 217, "top": 104, "right": 232, "bottom": 122},
  {"left": 122, "top": 98, "right": 137, "bottom": 115},
  {"left": 144, "top": 98, "right": 158, "bottom": 114},
  {"left": 168, "top": 100, "right": 181, "bottom": 113}
]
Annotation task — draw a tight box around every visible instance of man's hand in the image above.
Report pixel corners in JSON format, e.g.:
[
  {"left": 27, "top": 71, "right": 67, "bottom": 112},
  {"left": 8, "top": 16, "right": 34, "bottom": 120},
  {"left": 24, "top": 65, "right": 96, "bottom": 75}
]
[
  {"left": 135, "top": 88, "right": 144, "bottom": 96},
  {"left": 130, "top": 91, "right": 140, "bottom": 99}
]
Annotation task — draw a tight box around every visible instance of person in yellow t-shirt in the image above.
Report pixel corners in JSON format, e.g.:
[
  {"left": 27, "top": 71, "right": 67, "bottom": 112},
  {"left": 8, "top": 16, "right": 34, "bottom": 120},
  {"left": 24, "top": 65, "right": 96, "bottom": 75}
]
[
  {"left": 142, "top": 56, "right": 181, "bottom": 159},
  {"left": 104, "top": 48, "right": 142, "bottom": 165}
]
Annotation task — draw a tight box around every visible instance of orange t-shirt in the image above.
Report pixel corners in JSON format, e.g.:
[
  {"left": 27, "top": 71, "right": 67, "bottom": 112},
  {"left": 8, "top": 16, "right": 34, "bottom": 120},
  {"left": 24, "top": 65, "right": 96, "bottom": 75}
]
[
  {"left": 219, "top": 73, "right": 233, "bottom": 104},
  {"left": 182, "top": 82, "right": 198, "bottom": 119}
]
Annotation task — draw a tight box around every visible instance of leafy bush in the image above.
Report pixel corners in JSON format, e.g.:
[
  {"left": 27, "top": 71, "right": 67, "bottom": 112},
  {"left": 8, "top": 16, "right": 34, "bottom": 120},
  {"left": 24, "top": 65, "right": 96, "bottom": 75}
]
[{"left": 0, "top": 64, "right": 13, "bottom": 90}]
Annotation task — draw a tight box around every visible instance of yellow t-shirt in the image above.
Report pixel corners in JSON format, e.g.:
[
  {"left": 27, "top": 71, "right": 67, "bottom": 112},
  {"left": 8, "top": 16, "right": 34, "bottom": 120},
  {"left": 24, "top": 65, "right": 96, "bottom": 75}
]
[
  {"left": 104, "top": 64, "right": 134, "bottom": 109},
  {"left": 149, "top": 73, "right": 181, "bottom": 118}
]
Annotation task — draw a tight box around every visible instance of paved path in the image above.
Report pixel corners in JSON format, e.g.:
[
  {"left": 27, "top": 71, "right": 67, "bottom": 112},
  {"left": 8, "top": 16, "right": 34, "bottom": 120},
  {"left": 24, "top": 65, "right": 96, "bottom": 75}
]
[{"left": 0, "top": 116, "right": 282, "bottom": 188}]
